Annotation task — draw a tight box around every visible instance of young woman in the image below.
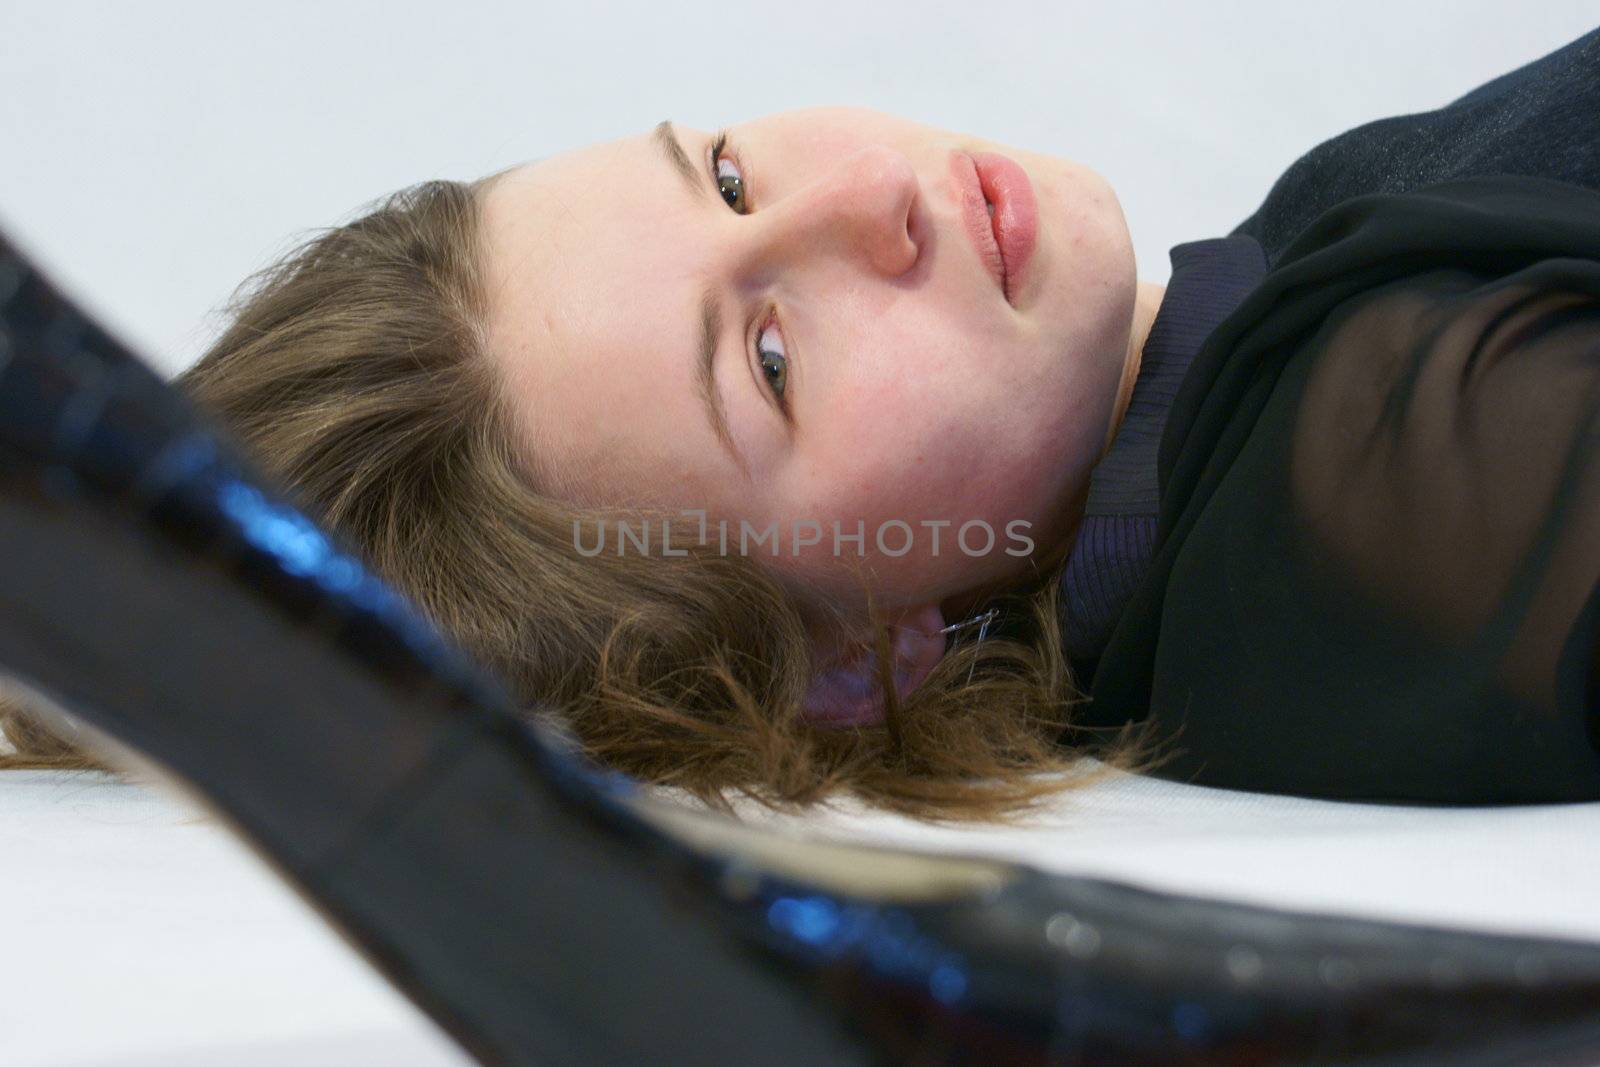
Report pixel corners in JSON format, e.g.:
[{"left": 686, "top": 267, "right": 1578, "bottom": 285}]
[
  {"left": 6, "top": 28, "right": 1599, "bottom": 819},
  {"left": 0, "top": 104, "right": 1175, "bottom": 821}
]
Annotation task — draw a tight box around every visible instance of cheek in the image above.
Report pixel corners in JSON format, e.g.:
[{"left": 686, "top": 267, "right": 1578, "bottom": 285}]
[
  {"left": 798, "top": 387, "right": 996, "bottom": 528},
  {"left": 835, "top": 330, "right": 1037, "bottom": 468},
  {"left": 783, "top": 319, "right": 1092, "bottom": 533}
]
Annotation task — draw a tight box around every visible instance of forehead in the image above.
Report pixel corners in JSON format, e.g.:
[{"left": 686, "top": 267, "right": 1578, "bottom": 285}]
[
  {"left": 474, "top": 135, "right": 753, "bottom": 508},
  {"left": 484, "top": 143, "right": 619, "bottom": 323},
  {"left": 479, "top": 132, "right": 698, "bottom": 359}
]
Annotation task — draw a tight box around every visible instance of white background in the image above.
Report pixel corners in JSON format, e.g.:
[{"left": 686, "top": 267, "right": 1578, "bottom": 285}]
[{"left": 1, "top": 1, "right": 1596, "bottom": 378}]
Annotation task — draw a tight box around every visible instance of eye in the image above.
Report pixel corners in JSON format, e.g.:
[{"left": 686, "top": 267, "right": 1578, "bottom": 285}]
[
  {"left": 755, "top": 314, "right": 789, "bottom": 410},
  {"left": 709, "top": 130, "right": 749, "bottom": 214}
]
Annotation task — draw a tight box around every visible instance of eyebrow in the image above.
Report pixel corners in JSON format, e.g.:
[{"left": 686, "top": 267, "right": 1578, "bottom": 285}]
[
  {"left": 654, "top": 119, "right": 751, "bottom": 482},
  {"left": 654, "top": 119, "right": 708, "bottom": 204}
]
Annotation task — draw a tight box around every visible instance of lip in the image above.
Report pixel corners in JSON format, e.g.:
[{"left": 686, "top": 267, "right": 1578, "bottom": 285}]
[
  {"left": 969, "top": 151, "right": 1038, "bottom": 305},
  {"left": 951, "top": 151, "right": 1008, "bottom": 302}
]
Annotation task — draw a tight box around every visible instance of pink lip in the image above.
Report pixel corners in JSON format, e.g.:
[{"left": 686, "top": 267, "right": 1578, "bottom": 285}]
[
  {"left": 951, "top": 150, "right": 1008, "bottom": 302},
  {"left": 969, "top": 151, "right": 1037, "bottom": 305}
]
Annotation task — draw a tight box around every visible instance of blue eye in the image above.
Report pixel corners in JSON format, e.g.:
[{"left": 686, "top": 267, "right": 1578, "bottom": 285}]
[{"left": 711, "top": 132, "right": 792, "bottom": 418}]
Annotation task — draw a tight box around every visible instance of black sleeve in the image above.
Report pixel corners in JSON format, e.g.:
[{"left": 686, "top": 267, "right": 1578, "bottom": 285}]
[{"left": 1136, "top": 257, "right": 1600, "bottom": 804}]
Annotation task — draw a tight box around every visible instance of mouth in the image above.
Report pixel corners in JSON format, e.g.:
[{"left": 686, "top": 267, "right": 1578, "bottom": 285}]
[
  {"left": 952, "top": 150, "right": 1009, "bottom": 304},
  {"left": 970, "top": 150, "right": 1038, "bottom": 307}
]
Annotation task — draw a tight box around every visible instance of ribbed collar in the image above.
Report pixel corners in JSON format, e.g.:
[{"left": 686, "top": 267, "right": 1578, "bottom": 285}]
[{"left": 1059, "top": 234, "right": 1268, "bottom": 662}]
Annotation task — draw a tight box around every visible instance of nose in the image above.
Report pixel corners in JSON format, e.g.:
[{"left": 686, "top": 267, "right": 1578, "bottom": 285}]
[{"left": 751, "top": 143, "right": 921, "bottom": 278}]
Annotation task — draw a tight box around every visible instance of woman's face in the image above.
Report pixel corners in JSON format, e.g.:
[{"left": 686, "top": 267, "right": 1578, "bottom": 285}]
[{"left": 479, "top": 105, "right": 1142, "bottom": 618}]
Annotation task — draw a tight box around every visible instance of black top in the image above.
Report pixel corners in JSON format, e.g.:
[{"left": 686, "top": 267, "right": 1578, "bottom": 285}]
[{"left": 1059, "top": 26, "right": 1600, "bottom": 803}]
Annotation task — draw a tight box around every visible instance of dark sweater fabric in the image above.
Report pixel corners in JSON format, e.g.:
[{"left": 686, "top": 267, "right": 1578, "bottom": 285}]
[
  {"left": 1230, "top": 24, "right": 1600, "bottom": 265},
  {"left": 1058, "top": 235, "right": 1265, "bottom": 668},
  {"left": 1060, "top": 26, "right": 1600, "bottom": 803}
]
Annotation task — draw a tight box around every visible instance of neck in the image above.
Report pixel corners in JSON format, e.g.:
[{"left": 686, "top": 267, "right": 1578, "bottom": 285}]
[
  {"left": 1101, "top": 279, "right": 1166, "bottom": 458},
  {"left": 938, "top": 279, "right": 1170, "bottom": 628}
]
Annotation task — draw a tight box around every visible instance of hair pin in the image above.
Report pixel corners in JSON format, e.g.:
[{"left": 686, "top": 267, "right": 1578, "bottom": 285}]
[{"left": 937, "top": 606, "right": 999, "bottom": 684}]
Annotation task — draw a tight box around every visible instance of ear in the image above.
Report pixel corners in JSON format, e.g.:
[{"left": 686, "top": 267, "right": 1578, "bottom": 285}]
[{"left": 800, "top": 602, "right": 948, "bottom": 729}]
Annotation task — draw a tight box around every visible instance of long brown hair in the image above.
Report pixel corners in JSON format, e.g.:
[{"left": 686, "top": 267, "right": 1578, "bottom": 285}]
[{"left": 0, "top": 174, "right": 1171, "bottom": 823}]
